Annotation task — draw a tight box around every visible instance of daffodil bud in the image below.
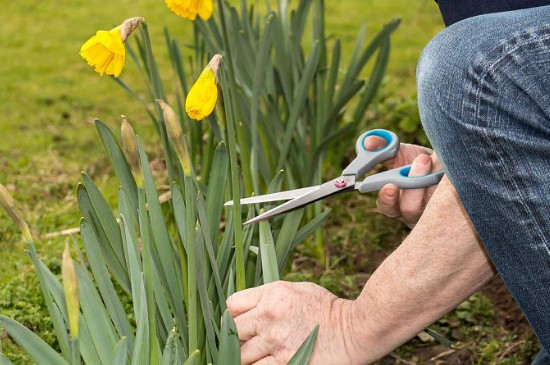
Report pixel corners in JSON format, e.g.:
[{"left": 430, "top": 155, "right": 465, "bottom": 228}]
[
  {"left": 185, "top": 54, "right": 222, "bottom": 121},
  {"left": 157, "top": 100, "right": 193, "bottom": 176},
  {"left": 62, "top": 242, "right": 80, "bottom": 340},
  {"left": 80, "top": 17, "right": 144, "bottom": 77},
  {"left": 0, "top": 183, "right": 32, "bottom": 243},
  {"left": 120, "top": 116, "right": 143, "bottom": 187}
]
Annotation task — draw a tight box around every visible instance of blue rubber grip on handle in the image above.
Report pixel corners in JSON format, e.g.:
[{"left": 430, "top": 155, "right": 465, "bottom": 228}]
[
  {"left": 342, "top": 129, "right": 400, "bottom": 177},
  {"left": 358, "top": 166, "right": 444, "bottom": 193}
]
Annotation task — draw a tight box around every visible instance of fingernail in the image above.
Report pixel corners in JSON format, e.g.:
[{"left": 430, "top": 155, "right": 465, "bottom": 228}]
[
  {"left": 385, "top": 186, "right": 397, "bottom": 198},
  {"left": 416, "top": 155, "right": 430, "bottom": 165}
]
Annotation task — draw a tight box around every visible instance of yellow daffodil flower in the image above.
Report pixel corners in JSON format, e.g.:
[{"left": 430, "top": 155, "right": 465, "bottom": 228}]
[
  {"left": 80, "top": 17, "right": 144, "bottom": 77},
  {"left": 186, "top": 54, "right": 222, "bottom": 121},
  {"left": 165, "top": 0, "right": 213, "bottom": 21}
]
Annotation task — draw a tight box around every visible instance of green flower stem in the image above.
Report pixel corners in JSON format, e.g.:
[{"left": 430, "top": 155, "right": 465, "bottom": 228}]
[
  {"left": 215, "top": 0, "right": 253, "bottom": 196},
  {"left": 138, "top": 187, "right": 159, "bottom": 364},
  {"left": 217, "top": 0, "right": 246, "bottom": 291},
  {"left": 184, "top": 174, "right": 199, "bottom": 352},
  {"left": 235, "top": 121, "right": 253, "bottom": 196},
  {"left": 70, "top": 338, "right": 79, "bottom": 365},
  {"left": 225, "top": 104, "right": 246, "bottom": 291},
  {"left": 140, "top": 24, "right": 183, "bottom": 186},
  {"left": 218, "top": 77, "right": 246, "bottom": 291}
]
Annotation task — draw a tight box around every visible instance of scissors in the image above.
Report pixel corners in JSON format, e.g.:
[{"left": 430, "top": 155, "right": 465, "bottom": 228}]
[{"left": 225, "top": 129, "right": 444, "bottom": 225}]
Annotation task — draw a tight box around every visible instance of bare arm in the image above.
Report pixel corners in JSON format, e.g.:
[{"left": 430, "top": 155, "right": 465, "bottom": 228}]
[
  {"left": 227, "top": 176, "right": 495, "bottom": 365},
  {"left": 345, "top": 176, "right": 495, "bottom": 363}
]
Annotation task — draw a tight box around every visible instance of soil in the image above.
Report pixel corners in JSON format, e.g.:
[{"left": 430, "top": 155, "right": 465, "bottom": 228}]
[
  {"left": 377, "top": 275, "right": 534, "bottom": 364},
  {"left": 480, "top": 276, "right": 532, "bottom": 338}
]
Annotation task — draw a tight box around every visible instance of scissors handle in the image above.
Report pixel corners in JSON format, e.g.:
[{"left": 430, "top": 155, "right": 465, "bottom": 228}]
[
  {"left": 342, "top": 129, "right": 400, "bottom": 177},
  {"left": 357, "top": 165, "right": 444, "bottom": 193}
]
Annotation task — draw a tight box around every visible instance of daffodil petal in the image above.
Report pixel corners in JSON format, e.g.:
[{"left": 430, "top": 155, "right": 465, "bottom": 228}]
[
  {"left": 198, "top": 0, "right": 213, "bottom": 20},
  {"left": 166, "top": 0, "right": 202, "bottom": 20},
  {"left": 79, "top": 26, "right": 126, "bottom": 77}
]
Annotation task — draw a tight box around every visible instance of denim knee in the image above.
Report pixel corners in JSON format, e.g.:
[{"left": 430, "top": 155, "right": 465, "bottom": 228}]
[{"left": 417, "top": 9, "right": 550, "bottom": 150}]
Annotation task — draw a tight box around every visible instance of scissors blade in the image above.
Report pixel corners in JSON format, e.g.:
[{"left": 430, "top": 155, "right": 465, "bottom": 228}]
[
  {"left": 224, "top": 186, "right": 320, "bottom": 206},
  {"left": 243, "top": 176, "right": 356, "bottom": 225}
]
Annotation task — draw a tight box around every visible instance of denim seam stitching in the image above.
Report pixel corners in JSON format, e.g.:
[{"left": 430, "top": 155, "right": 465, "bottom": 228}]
[{"left": 472, "top": 33, "right": 550, "bottom": 258}]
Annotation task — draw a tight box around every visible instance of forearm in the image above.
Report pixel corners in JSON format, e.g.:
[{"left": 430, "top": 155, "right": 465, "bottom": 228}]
[{"left": 346, "top": 176, "right": 495, "bottom": 363}]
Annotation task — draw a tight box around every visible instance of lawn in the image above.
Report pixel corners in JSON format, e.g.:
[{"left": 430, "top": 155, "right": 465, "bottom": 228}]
[
  {"left": 0, "top": 0, "right": 540, "bottom": 363},
  {"left": 0, "top": 0, "right": 442, "bottom": 279}
]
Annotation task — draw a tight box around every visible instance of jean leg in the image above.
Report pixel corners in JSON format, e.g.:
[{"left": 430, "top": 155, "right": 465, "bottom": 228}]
[
  {"left": 533, "top": 348, "right": 550, "bottom": 365},
  {"left": 417, "top": 5, "right": 550, "bottom": 353}
]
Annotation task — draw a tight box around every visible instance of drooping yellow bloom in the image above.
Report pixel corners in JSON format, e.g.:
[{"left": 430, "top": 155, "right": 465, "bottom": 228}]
[
  {"left": 79, "top": 17, "right": 144, "bottom": 77},
  {"left": 185, "top": 54, "right": 222, "bottom": 121},
  {"left": 165, "top": 0, "right": 213, "bottom": 21}
]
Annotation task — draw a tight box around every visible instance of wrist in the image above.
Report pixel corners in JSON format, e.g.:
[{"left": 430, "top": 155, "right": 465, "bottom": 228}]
[{"left": 336, "top": 298, "right": 385, "bottom": 365}]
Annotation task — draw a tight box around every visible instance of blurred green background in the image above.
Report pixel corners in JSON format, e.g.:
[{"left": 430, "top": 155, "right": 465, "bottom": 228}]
[{"left": 0, "top": 0, "right": 541, "bottom": 363}]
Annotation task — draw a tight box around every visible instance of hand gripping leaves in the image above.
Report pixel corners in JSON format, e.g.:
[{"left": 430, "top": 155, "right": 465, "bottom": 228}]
[{"left": 79, "top": 17, "right": 144, "bottom": 77}]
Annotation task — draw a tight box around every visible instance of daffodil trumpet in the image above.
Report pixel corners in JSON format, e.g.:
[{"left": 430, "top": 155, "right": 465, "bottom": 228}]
[{"left": 79, "top": 17, "right": 144, "bottom": 77}]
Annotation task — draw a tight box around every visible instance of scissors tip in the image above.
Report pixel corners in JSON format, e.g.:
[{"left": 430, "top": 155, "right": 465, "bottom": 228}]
[{"left": 243, "top": 216, "right": 263, "bottom": 225}]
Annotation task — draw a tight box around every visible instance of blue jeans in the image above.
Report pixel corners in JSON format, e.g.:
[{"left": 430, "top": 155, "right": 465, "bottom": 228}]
[{"left": 417, "top": 5, "right": 550, "bottom": 364}]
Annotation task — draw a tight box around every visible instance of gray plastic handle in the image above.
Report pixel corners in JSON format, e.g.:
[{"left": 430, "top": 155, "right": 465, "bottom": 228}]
[
  {"left": 342, "top": 129, "right": 400, "bottom": 177},
  {"left": 358, "top": 165, "right": 444, "bottom": 193}
]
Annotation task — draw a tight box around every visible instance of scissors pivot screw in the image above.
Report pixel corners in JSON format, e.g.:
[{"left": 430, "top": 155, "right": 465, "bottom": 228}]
[{"left": 334, "top": 178, "right": 348, "bottom": 188}]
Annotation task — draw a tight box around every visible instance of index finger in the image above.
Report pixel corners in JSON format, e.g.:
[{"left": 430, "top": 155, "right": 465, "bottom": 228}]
[{"left": 226, "top": 286, "right": 264, "bottom": 317}]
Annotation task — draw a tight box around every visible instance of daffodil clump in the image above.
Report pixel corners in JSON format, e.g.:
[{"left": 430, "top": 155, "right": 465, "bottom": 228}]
[
  {"left": 79, "top": 17, "right": 144, "bottom": 77},
  {"left": 165, "top": 0, "right": 213, "bottom": 20},
  {"left": 186, "top": 54, "right": 221, "bottom": 121}
]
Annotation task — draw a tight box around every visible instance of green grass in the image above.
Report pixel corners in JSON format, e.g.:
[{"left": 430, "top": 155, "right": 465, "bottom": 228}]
[{"left": 0, "top": 0, "right": 443, "bottom": 282}]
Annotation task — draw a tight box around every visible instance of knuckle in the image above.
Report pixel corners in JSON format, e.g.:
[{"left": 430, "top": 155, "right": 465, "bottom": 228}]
[
  {"left": 272, "top": 280, "right": 291, "bottom": 295},
  {"left": 377, "top": 200, "right": 400, "bottom": 219},
  {"left": 400, "top": 200, "right": 425, "bottom": 220},
  {"left": 376, "top": 197, "right": 393, "bottom": 209},
  {"left": 226, "top": 297, "right": 236, "bottom": 311},
  {"left": 399, "top": 206, "right": 419, "bottom": 219},
  {"left": 262, "top": 325, "right": 280, "bottom": 344},
  {"left": 399, "top": 201, "right": 419, "bottom": 215},
  {"left": 258, "top": 304, "right": 277, "bottom": 321}
]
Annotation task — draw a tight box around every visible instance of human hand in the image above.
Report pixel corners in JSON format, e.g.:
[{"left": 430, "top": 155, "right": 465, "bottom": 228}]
[
  {"left": 227, "top": 281, "right": 363, "bottom": 365},
  {"left": 363, "top": 136, "right": 442, "bottom": 227}
]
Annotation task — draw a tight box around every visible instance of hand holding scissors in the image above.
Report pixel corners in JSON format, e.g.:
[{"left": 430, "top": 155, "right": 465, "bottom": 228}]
[{"left": 225, "top": 129, "right": 444, "bottom": 225}]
